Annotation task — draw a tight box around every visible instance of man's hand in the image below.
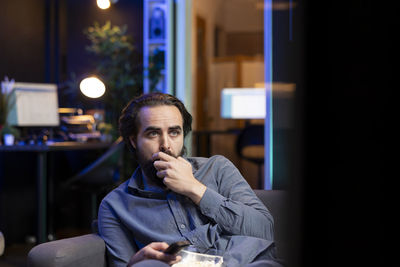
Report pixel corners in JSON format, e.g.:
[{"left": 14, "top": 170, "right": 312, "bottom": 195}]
[
  {"left": 153, "top": 152, "right": 206, "bottom": 204},
  {"left": 127, "top": 242, "right": 181, "bottom": 266}
]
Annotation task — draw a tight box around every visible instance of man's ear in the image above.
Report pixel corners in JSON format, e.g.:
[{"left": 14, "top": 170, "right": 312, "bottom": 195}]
[{"left": 129, "top": 136, "right": 136, "bottom": 149}]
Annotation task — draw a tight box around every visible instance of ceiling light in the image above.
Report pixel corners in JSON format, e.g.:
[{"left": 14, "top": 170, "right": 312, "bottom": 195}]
[{"left": 97, "top": 0, "right": 111, "bottom": 9}]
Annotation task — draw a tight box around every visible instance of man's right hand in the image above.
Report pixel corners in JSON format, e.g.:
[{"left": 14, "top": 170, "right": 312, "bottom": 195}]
[
  {"left": 153, "top": 152, "right": 207, "bottom": 205},
  {"left": 127, "top": 242, "right": 181, "bottom": 266}
]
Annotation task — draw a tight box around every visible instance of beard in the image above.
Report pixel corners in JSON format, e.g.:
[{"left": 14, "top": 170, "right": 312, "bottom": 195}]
[{"left": 136, "top": 147, "right": 185, "bottom": 188}]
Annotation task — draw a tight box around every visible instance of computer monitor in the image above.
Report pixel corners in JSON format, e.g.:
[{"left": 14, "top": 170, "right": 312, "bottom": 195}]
[
  {"left": 221, "top": 88, "right": 266, "bottom": 119},
  {"left": 7, "top": 82, "right": 59, "bottom": 126}
]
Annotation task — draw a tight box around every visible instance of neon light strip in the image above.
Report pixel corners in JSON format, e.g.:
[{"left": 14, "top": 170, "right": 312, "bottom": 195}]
[
  {"left": 289, "top": 0, "right": 293, "bottom": 41},
  {"left": 264, "top": 0, "right": 273, "bottom": 189},
  {"left": 167, "top": 0, "right": 174, "bottom": 94},
  {"left": 143, "top": 0, "right": 149, "bottom": 93}
]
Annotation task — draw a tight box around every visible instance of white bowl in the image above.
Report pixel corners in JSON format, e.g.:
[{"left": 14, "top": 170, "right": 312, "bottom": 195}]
[{"left": 172, "top": 248, "right": 224, "bottom": 267}]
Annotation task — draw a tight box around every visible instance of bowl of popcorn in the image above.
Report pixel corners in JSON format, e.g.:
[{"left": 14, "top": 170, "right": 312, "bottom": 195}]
[{"left": 172, "top": 247, "right": 224, "bottom": 267}]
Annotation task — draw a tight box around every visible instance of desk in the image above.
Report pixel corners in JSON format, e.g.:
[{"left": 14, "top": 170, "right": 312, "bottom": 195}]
[{"left": 0, "top": 141, "right": 111, "bottom": 243}]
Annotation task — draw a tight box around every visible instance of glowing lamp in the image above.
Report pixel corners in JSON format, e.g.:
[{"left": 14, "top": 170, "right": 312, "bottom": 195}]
[
  {"left": 97, "top": 0, "right": 118, "bottom": 9},
  {"left": 97, "top": 0, "right": 111, "bottom": 9},
  {"left": 80, "top": 77, "right": 106, "bottom": 98}
]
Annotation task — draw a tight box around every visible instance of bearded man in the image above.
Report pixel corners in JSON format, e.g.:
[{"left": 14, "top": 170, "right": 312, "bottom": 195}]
[{"left": 98, "top": 93, "right": 282, "bottom": 267}]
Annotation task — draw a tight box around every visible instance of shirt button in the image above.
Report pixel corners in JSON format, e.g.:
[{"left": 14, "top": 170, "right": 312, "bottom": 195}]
[
  {"left": 192, "top": 237, "right": 197, "bottom": 242},
  {"left": 180, "top": 224, "right": 186, "bottom": 229}
]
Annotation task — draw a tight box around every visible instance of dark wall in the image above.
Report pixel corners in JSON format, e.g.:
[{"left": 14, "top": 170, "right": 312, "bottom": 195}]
[
  {"left": 65, "top": 0, "right": 143, "bottom": 83},
  {"left": 58, "top": 0, "right": 143, "bottom": 108},
  {"left": 0, "top": 0, "right": 46, "bottom": 82},
  {"left": 0, "top": 0, "right": 143, "bottom": 95},
  {"left": 298, "top": 1, "right": 395, "bottom": 267}
]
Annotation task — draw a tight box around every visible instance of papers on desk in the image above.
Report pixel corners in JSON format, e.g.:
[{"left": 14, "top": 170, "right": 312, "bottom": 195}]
[
  {"left": 60, "top": 115, "right": 95, "bottom": 125},
  {"left": 59, "top": 114, "right": 101, "bottom": 141},
  {"left": 68, "top": 131, "right": 101, "bottom": 141}
]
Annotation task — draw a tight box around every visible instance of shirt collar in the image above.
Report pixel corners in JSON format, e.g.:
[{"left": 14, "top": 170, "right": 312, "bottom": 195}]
[{"left": 127, "top": 169, "right": 169, "bottom": 199}]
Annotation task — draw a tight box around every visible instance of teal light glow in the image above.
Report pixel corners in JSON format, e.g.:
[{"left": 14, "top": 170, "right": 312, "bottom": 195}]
[{"left": 264, "top": 0, "right": 273, "bottom": 189}]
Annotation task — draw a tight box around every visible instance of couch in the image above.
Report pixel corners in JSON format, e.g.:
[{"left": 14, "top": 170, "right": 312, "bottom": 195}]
[{"left": 27, "top": 189, "right": 287, "bottom": 267}]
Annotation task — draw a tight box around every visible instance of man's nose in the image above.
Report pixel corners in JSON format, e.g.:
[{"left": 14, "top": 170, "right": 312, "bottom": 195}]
[{"left": 159, "top": 133, "right": 171, "bottom": 152}]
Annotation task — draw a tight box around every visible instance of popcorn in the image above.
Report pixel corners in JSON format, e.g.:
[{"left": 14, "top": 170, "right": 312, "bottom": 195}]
[
  {"left": 173, "top": 260, "right": 222, "bottom": 267},
  {"left": 172, "top": 249, "right": 223, "bottom": 267}
]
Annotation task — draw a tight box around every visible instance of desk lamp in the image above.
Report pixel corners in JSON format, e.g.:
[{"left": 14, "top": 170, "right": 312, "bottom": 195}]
[{"left": 79, "top": 76, "right": 106, "bottom": 98}]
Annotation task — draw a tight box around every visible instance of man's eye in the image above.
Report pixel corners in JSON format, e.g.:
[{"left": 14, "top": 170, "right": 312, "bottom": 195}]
[
  {"left": 170, "top": 130, "right": 181, "bottom": 136},
  {"left": 148, "top": 131, "right": 158, "bottom": 137}
]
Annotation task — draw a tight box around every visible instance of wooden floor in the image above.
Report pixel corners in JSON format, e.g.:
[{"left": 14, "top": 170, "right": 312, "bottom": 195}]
[{"left": 0, "top": 243, "right": 34, "bottom": 267}]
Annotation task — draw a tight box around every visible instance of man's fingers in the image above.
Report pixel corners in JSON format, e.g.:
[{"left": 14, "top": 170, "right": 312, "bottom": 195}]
[
  {"left": 156, "top": 170, "right": 167, "bottom": 178},
  {"left": 148, "top": 242, "right": 169, "bottom": 250},
  {"left": 146, "top": 242, "right": 179, "bottom": 262},
  {"left": 143, "top": 249, "right": 176, "bottom": 263},
  {"left": 152, "top": 151, "right": 175, "bottom": 161},
  {"left": 153, "top": 160, "right": 170, "bottom": 171},
  {"left": 128, "top": 242, "right": 172, "bottom": 266},
  {"left": 168, "top": 255, "right": 182, "bottom": 265}
]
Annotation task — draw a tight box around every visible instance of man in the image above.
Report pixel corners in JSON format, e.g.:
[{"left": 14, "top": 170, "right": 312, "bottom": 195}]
[{"left": 98, "top": 93, "right": 282, "bottom": 267}]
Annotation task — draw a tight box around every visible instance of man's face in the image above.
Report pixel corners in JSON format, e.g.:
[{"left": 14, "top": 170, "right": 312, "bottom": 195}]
[{"left": 130, "top": 105, "right": 184, "bottom": 185}]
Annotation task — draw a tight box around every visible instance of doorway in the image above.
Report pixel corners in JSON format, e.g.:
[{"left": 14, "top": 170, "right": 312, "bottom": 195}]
[
  {"left": 195, "top": 16, "right": 207, "bottom": 131},
  {"left": 194, "top": 16, "right": 209, "bottom": 157}
]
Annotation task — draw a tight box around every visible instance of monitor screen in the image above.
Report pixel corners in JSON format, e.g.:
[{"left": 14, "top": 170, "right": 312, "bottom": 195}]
[
  {"left": 7, "top": 82, "right": 59, "bottom": 126},
  {"left": 221, "top": 88, "right": 266, "bottom": 119}
]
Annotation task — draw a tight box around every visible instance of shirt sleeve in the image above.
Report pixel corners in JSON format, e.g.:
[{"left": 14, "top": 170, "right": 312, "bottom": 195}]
[
  {"left": 98, "top": 199, "right": 138, "bottom": 267},
  {"left": 197, "top": 156, "right": 274, "bottom": 241}
]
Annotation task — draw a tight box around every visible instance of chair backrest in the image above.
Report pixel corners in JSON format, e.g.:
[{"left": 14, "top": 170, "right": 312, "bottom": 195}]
[
  {"left": 236, "top": 124, "right": 264, "bottom": 164},
  {"left": 62, "top": 137, "right": 125, "bottom": 188}
]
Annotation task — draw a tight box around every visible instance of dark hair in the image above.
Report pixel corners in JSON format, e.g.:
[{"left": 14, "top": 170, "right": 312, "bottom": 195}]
[{"left": 119, "top": 92, "right": 192, "bottom": 153}]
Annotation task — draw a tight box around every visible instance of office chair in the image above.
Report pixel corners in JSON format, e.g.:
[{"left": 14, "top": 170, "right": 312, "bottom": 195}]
[
  {"left": 61, "top": 137, "right": 124, "bottom": 221},
  {"left": 236, "top": 124, "right": 265, "bottom": 189}
]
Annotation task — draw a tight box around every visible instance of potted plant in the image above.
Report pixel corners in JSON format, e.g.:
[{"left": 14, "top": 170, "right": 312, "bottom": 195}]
[
  {"left": 0, "top": 124, "right": 20, "bottom": 145},
  {"left": 0, "top": 77, "right": 14, "bottom": 127},
  {"left": 0, "top": 77, "right": 19, "bottom": 145},
  {"left": 83, "top": 21, "right": 142, "bottom": 128},
  {"left": 63, "top": 21, "right": 162, "bottom": 138}
]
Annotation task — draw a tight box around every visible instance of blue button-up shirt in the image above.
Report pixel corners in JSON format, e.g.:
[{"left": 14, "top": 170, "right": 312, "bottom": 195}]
[{"left": 98, "top": 155, "right": 276, "bottom": 267}]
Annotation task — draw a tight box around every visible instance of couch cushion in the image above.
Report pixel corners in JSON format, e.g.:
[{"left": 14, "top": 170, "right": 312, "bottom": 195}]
[
  {"left": 254, "top": 189, "right": 288, "bottom": 260},
  {"left": 27, "top": 234, "right": 106, "bottom": 267}
]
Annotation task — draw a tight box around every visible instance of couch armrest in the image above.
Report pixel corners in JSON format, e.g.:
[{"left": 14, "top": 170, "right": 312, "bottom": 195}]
[
  {"left": 27, "top": 234, "right": 106, "bottom": 267},
  {"left": 254, "top": 190, "right": 288, "bottom": 260}
]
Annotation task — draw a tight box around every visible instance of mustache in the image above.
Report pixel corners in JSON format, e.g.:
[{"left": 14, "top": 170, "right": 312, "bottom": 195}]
[
  {"left": 136, "top": 147, "right": 186, "bottom": 189},
  {"left": 160, "top": 149, "right": 177, "bottom": 158},
  {"left": 141, "top": 150, "right": 177, "bottom": 188}
]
